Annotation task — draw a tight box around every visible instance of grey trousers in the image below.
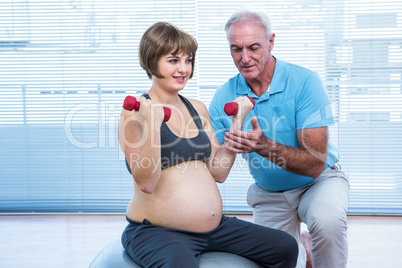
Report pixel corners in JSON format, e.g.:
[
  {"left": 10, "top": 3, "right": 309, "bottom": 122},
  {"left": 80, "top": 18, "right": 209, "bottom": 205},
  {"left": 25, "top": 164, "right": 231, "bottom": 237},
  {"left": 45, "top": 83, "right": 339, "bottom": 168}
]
[{"left": 247, "top": 167, "right": 350, "bottom": 268}]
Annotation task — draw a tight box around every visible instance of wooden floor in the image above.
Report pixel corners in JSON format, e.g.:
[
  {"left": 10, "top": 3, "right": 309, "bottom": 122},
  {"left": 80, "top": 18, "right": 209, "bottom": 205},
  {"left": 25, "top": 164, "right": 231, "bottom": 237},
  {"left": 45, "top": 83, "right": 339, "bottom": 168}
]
[{"left": 0, "top": 214, "right": 401, "bottom": 268}]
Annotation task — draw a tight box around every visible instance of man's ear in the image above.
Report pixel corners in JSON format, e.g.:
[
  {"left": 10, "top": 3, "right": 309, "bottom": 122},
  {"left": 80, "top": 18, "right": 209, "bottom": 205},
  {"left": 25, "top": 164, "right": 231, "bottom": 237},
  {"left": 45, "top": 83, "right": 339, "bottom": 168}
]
[{"left": 269, "top": 33, "right": 275, "bottom": 51}]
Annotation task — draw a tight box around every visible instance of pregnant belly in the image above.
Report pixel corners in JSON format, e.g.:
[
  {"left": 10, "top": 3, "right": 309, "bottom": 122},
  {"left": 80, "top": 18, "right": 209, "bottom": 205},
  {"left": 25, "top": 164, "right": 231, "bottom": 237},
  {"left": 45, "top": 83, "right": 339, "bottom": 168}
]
[{"left": 127, "top": 161, "right": 223, "bottom": 232}]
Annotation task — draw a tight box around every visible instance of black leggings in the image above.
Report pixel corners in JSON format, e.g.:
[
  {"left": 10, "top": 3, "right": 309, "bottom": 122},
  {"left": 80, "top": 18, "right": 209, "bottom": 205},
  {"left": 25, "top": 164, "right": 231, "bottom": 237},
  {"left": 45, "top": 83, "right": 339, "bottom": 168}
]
[{"left": 121, "top": 215, "right": 298, "bottom": 268}]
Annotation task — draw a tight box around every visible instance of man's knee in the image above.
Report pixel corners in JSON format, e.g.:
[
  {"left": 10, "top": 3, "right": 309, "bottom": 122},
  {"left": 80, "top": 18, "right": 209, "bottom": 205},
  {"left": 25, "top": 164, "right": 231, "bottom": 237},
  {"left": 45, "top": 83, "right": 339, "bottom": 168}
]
[{"left": 309, "top": 209, "right": 348, "bottom": 238}]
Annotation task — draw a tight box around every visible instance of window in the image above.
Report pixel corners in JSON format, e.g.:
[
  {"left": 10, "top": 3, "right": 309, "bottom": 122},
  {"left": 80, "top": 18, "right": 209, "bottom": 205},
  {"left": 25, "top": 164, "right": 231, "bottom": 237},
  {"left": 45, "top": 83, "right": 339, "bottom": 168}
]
[{"left": 1, "top": 0, "right": 402, "bottom": 214}]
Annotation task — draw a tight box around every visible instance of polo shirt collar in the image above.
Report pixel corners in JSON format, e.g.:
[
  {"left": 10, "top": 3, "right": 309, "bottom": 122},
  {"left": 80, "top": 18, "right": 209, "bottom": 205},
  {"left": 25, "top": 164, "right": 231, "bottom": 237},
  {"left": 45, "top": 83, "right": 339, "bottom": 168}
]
[
  {"left": 269, "top": 57, "right": 285, "bottom": 95},
  {"left": 236, "top": 56, "right": 285, "bottom": 100},
  {"left": 236, "top": 76, "right": 251, "bottom": 95}
]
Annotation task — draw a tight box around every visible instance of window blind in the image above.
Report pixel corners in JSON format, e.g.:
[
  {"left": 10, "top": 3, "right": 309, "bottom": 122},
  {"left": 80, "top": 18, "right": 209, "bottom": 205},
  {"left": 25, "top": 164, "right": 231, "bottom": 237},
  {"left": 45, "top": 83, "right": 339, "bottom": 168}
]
[{"left": 1, "top": 0, "right": 401, "bottom": 215}]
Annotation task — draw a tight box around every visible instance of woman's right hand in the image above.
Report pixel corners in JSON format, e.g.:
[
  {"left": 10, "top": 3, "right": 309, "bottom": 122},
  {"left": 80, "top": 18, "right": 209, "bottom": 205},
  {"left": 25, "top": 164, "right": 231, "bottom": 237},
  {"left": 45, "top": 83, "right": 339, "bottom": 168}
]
[{"left": 136, "top": 96, "right": 165, "bottom": 127}]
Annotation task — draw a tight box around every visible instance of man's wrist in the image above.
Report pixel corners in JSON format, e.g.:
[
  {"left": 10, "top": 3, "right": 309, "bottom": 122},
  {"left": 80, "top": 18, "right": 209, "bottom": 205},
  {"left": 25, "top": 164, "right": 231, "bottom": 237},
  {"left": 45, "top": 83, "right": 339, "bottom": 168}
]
[{"left": 255, "top": 135, "right": 274, "bottom": 156}]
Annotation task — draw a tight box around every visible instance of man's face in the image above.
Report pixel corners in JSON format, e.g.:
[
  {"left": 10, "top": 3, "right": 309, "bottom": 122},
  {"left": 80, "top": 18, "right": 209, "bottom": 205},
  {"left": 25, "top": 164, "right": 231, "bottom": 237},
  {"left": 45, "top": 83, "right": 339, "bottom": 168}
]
[{"left": 227, "top": 22, "right": 274, "bottom": 81}]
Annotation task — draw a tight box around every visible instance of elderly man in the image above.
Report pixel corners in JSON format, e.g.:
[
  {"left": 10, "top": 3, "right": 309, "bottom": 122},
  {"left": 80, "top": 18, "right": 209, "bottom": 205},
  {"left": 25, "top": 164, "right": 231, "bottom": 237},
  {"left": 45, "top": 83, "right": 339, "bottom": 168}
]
[{"left": 209, "top": 8, "right": 350, "bottom": 268}]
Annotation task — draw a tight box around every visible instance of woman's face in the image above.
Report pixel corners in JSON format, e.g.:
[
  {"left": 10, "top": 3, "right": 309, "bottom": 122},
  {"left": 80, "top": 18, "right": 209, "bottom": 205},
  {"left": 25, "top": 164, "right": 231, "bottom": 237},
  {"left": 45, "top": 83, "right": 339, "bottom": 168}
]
[{"left": 153, "top": 52, "right": 193, "bottom": 92}]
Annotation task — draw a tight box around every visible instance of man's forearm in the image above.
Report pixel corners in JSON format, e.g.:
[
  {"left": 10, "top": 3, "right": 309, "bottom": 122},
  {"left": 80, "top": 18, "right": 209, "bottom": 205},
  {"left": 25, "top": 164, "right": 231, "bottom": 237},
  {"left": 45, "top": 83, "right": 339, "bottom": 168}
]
[{"left": 257, "top": 136, "right": 326, "bottom": 178}]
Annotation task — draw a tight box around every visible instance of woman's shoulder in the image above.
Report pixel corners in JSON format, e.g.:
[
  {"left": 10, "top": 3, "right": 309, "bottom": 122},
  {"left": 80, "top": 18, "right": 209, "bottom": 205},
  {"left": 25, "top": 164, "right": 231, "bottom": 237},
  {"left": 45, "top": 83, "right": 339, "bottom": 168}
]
[
  {"left": 185, "top": 97, "right": 208, "bottom": 116},
  {"left": 183, "top": 97, "right": 211, "bottom": 128}
]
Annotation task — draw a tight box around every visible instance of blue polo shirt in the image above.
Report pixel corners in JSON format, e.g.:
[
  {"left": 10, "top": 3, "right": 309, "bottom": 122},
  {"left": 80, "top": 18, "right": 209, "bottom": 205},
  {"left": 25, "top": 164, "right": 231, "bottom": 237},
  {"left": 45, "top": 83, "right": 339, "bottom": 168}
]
[{"left": 209, "top": 58, "right": 338, "bottom": 191}]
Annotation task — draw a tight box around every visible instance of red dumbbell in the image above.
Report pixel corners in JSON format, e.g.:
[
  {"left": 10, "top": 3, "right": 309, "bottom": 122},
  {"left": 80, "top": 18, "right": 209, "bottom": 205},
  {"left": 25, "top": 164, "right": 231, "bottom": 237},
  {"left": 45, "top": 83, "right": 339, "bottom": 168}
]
[
  {"left": 224, "top": 97, "right": 255, "bottom": 116},
  {"left": 123, "top": 95, "right": 172, "bottom": 122}
]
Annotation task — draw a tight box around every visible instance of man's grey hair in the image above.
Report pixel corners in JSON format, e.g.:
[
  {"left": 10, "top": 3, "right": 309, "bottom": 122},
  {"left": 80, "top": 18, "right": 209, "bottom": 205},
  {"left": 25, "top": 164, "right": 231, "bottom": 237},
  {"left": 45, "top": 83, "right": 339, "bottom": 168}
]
[{"left": 225, "top": 7, "right": 272, "bottom": 40}]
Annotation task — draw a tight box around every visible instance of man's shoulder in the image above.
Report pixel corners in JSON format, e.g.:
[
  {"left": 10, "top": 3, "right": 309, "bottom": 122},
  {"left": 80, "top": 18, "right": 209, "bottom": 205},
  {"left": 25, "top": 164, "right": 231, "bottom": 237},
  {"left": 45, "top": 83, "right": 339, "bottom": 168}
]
[
  {"left": 277, "top": 58, "right": 314, "bottom": 76},
  {"left": 218, "top": 73, "right": 243, "bottom": 91},
  {"left": 210, "top": 73, "right": 243, "bottom": 111},
  {"left": 213, "top": 73, "right": 243, "bottom": 100}
]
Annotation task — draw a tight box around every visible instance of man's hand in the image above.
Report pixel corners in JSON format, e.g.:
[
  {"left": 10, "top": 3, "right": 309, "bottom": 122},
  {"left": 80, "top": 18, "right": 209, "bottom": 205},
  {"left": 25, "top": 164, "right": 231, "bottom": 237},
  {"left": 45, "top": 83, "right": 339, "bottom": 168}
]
[
  {"left": 224, "top": 116, "right": 329, "bottom": 178},
  {"left": 224, "top": 116, "right": 267, "bottom": 154}
]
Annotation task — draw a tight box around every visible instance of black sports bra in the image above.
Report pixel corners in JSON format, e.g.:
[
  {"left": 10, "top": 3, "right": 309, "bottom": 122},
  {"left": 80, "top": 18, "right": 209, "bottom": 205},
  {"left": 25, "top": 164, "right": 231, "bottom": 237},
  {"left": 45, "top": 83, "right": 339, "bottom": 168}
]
[{"left": 125, "top": 94, "right": 212, "bottom": 173}]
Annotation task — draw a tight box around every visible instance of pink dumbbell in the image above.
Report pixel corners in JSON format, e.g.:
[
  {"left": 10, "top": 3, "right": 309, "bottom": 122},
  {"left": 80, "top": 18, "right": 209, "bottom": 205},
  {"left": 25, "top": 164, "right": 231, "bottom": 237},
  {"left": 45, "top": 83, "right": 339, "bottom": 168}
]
[
  {"left": 224, "top": 97, "right": 255, "bottom": 116},
  {"left": 123, "top": 95, "right": 172, "bottom": 122}
]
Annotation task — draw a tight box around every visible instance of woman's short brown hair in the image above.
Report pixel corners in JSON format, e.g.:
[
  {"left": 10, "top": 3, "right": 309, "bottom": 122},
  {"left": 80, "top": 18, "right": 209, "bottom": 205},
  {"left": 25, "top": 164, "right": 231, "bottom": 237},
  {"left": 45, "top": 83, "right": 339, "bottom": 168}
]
[{"left": 139, "top": 22, "right": 198, "bottom": 79}]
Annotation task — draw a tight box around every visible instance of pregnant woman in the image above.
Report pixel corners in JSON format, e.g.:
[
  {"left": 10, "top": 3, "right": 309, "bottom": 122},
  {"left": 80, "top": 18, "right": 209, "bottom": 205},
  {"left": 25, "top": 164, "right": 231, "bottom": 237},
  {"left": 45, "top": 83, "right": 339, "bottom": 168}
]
[{"left": 118, "top": 21, "right": 298, "bottom": 268}]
